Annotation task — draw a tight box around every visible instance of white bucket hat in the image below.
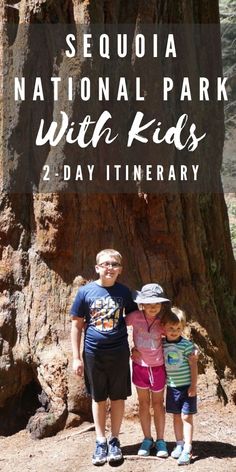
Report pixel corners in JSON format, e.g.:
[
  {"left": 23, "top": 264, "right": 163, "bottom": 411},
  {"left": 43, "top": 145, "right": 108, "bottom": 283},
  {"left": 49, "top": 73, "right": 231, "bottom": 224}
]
[{"left": 133, "top": 283, "right": 170, "bottom": 304}]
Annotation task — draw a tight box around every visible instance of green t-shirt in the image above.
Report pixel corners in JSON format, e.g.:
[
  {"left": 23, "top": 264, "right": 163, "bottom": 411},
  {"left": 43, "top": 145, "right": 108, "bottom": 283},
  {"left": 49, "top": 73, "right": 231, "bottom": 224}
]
[{"left": 163, "top": 337, "right": 194, "bottom": 387}]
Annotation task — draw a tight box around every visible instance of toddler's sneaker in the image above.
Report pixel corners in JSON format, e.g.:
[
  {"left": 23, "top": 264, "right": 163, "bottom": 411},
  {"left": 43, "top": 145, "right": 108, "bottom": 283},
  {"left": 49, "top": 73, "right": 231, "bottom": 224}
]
[
  {"left": 177, "top": 450, "right": 192, "bottom": 465},
  {"left": 171, "top": 444, "right": 184, "bottom": 459},
  {"left": 107, "top": 437, "right": 123, "bottom": 462},
  {"left": 156, "top": 439, "right": 168, "bottom": 458},
  {"left": 92, "top": 440, "right": 107, "bottom": 465},
  {"left": 138, "top": 438, "right": 154, "bottom": 456}
]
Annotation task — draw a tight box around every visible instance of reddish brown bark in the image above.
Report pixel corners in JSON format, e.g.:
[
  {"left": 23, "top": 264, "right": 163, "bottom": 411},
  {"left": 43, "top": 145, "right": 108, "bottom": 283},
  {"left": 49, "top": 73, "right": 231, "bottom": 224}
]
[{"left": 0, "top": 0, "right": 235, "bottom": 437}]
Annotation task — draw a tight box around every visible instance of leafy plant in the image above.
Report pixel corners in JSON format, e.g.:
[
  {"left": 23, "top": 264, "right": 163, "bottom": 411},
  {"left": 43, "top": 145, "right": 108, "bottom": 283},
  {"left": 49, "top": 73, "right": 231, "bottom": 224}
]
[{"left": 220, "top": 1, "right": 236, "bottom": 138}]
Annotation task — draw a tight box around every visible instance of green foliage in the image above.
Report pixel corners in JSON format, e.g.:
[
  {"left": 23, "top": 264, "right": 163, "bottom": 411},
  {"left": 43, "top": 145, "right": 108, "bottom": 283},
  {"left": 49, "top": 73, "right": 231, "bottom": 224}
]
[
  {"left": 230, "top": 222, "right": 236, "bottom": 255},
  {"left": 227, "top": 199, "right": 236, "bottom": 215},
  {"left": 220, "top": 0, "right": 236, "bottom": 22},
  {"left": 225, "top": 198, "right": 236, "bottom": 257},
  {"left": 220, "top": 1, "right": 236, "bottom": 139},
  {"left": 220, "top": 3, "right": 236, "bottom": 260}
]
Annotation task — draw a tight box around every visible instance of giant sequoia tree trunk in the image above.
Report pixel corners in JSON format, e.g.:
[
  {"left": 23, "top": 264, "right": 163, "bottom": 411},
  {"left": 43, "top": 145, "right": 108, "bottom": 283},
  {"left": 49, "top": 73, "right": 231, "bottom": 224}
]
[{"left": 0, "top": 0, "right": 235, "bottom": 438}]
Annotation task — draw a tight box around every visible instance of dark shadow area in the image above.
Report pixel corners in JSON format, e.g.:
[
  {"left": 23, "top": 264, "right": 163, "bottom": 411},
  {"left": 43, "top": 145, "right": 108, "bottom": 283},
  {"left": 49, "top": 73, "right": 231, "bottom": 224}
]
[
  {"left": 36, "top": 0, "right": 75, "bottom": 24},
  {"left": 122, "top": 440, "right": 236, "bottom": 461},
  {"left": 122, "top": 442, "right": 156, "bottom": 456},
  {"left": 191, "top": 440, "right": 236, "bottom": 462},
  {"left": 0, "top": 380, "right": 42, "bottom": 436},
  {"left": 108, "top": 458, "right": 125, "bottom": 467},
  {"left": 5, "top": 1, "right": 19, "bottom": 45}
]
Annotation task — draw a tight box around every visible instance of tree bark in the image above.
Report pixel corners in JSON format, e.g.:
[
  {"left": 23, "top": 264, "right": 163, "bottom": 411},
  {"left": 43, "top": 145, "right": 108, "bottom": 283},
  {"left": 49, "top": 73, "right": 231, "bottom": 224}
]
[{"left": 0, "top": 0, "right": 235, "bottom": 437}]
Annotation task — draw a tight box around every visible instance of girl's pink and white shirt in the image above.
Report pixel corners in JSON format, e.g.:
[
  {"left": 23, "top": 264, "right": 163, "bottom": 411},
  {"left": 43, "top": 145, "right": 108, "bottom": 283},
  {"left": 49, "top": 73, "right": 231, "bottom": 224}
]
[{"left": 125, "top": 310, "right": 165, "bottom": 367}]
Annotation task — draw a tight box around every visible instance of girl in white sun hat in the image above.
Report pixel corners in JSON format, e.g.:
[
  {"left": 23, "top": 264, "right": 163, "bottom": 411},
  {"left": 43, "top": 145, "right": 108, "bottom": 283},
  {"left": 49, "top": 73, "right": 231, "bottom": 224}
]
[{"left": 125, "top": 283, "right": 170, "bottom": 458}]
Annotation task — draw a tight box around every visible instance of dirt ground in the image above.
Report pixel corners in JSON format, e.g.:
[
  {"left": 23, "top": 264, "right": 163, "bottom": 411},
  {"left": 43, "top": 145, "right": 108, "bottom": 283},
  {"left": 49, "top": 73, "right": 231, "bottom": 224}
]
[{"left": 0, "top": 402, "right": 235, "bottom": 472}]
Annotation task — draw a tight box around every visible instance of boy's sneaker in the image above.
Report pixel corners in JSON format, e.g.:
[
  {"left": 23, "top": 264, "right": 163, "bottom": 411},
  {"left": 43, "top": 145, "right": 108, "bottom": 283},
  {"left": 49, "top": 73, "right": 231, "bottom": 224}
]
[
  {"left": 177, "top": 450, "right": 192, "bottom": 465},
  {"left": 92, "top": 440, "right": 107, "bottom": 465},
  {"left": 107, "top": 437, "right": 123, "bottom": 462},
  {"left": 156, "top": 439, "right": 168, "bottom": 458},
  {"left": 171, "top": 444, "right": 184, "bottom": 459},
  {"left": 138, "top": 438, "right": 154, "bottom": 456}
]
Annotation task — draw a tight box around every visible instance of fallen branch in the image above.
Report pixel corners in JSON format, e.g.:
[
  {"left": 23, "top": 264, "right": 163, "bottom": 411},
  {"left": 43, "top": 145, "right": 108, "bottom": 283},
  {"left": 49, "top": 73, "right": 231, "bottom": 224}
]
[
  {"left": 57, "top": 424, "right": 95, "bottom": 441},
  {"left": 123, "top": 455, "right": 164, "bottom": 460}
]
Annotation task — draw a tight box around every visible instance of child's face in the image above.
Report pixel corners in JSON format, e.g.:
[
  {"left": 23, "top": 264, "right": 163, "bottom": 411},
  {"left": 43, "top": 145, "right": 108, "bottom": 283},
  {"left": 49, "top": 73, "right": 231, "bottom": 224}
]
[
  {"left": 142, "top": 303, "right": 161, "bottom": 318},
  {"left": 165, "top": 322, "right": 183, "bottom": 341},
  {"left": 95, "top": 255, "right": 122, "bottom": 285}
]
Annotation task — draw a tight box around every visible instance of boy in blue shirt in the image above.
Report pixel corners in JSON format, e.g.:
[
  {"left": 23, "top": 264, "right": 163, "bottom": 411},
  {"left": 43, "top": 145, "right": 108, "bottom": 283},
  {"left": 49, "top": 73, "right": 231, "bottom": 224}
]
[{"left": 70, "top": 249, "right": 136, "bottom": 466}]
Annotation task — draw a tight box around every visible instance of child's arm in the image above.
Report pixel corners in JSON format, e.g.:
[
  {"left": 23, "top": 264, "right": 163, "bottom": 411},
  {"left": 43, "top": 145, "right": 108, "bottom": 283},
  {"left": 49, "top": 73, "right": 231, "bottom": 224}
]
[
  {"left": 125, "top": 318, "right": 141, "bottom": 361},
  {"left": 125, "top": 312, "right": 143, "bottom": 362},
  {"left": 131, "top": 346, "right": 142, "bottom": 362},
  {"left": 188, "top": 346, "right": 199, "bottom": 363},
  {"left": 188, "top": 355, "right": 198, "bottom": 397},
  {"left": 71, "top": 316, "right": 85, "bottom": 376}
]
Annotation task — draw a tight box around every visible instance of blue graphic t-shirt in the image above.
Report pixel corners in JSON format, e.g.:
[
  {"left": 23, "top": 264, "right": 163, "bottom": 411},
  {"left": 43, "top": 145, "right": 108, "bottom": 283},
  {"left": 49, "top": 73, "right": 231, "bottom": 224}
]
[{"left": 70, "top": 281, "right": 136, "bottom": 353}]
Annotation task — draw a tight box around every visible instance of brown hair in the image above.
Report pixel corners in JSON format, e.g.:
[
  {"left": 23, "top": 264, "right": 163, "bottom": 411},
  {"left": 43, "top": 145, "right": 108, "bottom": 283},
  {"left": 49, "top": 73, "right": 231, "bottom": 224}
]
[
  {"left": 161, "top": 306, "right": 186, "bottom": 327},
  {"left": 96, "top": 249, "right": 123, "bottom": 265},
  {"left": 139, "top": 301, "right": 171, "bottom": 320}
]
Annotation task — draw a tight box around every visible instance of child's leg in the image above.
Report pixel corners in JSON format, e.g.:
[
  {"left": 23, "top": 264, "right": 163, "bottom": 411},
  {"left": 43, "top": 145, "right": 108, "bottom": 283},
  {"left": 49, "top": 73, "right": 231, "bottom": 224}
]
[
  {"left": 151, "top": 390, "right": 165, "bottom": 440},
  {"left": 182, "top": 413, "right": 193, "bottom": 451},
  {"left": 176, "top": 414, "right": 193, "bottom": 465},
  {"left": 152, "top": 390, "right": 168, "bottom": 457},
  {"left": 110, "top": 399, "right": 125, "bottom": 438},
  {"left": 170, "top": 414, "right": 184, "bottom": 459},
  {"left": 92, "top": 399, "right": 107, "bottom": 439},
  {"left": 173, "top": 413, "right": 184, "bottom": 442},
  {"left": 136, "top": 387, "right": 152, "bottom": 438}
]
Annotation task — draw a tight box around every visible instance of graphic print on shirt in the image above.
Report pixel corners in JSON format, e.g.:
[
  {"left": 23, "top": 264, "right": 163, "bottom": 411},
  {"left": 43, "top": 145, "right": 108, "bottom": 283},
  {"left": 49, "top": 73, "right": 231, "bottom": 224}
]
[
  {"left": 136, "top": 327, "right": 162, "bottom": 351},
  {"left": 89, "top": 296, "right": 122, "bottom": 331},
  {"left": 164, "top": 345, "right": 184, "bottom": 370}
]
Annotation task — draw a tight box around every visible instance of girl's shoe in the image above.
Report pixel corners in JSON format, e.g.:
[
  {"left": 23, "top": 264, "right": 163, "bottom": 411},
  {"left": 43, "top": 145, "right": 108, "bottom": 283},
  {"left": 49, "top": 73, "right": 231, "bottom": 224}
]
[
  {"left": 138, "top": 438, "right": 154, "bottom": 456},
  {"left": 171, "top": 444, "right": 184, "bottom": 459},
  {"left": 156, "top": 439, "right": 168, "bottom": 457},
  {"left": 177, "top": 450, "right": 192, "bottom": 465}
]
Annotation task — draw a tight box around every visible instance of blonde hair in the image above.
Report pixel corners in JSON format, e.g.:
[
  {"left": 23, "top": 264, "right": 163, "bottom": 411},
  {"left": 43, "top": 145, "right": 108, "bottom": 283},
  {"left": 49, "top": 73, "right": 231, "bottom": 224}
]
[
  {"left": 161, "top": 306, "right": 186, "bottom": 327},
  {"left": 96, "top": 249, "right": 123, "bottom": 265}
]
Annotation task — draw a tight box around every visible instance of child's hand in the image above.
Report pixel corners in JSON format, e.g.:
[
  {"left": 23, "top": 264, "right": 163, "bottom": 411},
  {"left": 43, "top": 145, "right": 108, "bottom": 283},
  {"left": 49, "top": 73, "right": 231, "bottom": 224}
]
[
  {"left": 131, "top": 346, "right": 142, "bottom": 361},
  {"left": 72, "top": 358, "right": 84, "bottom": 376},
  {"left": 188, "top": 385, "right": 197, "bottom": 397},
  {"left": 188, "top": 349, "right": 198, "bottom": 365}
]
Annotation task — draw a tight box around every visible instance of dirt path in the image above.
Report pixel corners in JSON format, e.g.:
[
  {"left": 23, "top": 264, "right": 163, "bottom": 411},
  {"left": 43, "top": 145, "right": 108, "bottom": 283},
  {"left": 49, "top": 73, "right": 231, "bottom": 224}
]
[{"left": 0, "top": 403, "right": 235, "bottom": 472}]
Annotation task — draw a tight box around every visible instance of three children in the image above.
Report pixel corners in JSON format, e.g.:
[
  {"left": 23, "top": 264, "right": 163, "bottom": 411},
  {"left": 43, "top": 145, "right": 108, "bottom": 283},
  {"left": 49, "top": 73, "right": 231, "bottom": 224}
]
[{"left": 71, "top": 249, "right": 197, "bottom": 466}]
